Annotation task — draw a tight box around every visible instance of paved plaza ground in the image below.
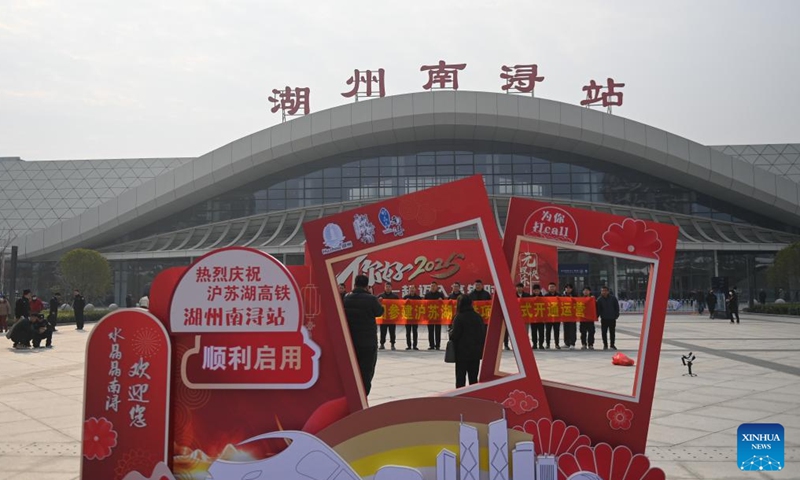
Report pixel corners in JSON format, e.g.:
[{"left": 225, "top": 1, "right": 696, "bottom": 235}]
[{"left": 0, "top": 313, "right": 798, "bottom": 479}]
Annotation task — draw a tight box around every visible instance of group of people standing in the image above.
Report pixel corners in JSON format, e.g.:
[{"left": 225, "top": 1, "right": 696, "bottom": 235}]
[
  {"left": 518, "top": 282, "right": 620, "bottom": 352},
  {"left": 341, "top": 276, "right": 624, "bottom": 393},
  {"left": 4, "top": 289, "right": 86, "bottom": 349},
  {"left": 693, "top": 287, "right": 740, "bottom": 323}
]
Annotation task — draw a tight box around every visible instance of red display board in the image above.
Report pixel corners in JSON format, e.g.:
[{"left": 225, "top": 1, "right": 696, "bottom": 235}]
[
  {"left": 488, "top": 198, "right": 679, "bottom": 454},
  {"left": 302, "top": 175, "right": 553, "bottom": 424},
  {"left": 81, "top": 310, "right": 171, "bottom": 480}
]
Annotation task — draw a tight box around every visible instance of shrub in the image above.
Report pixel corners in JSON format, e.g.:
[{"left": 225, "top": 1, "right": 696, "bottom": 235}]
[
  {"left": 52, "top": 309, "right": 111, "bottom": 325},
  {"left": 744, "top": 303, "right": 800, "bottom": 316}
]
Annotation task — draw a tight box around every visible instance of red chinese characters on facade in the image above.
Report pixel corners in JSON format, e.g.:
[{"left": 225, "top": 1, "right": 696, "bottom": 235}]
[
  {"left": 268, "top": 86, "right": 311, "bottom": 118},
  {"left": 500, "top": 64, "right": 545, "bottom": 94},
  {"left": 420, "top": 60, "right": 467, "bottom": 90},
  {"left": 342, "top": 69, "right": 386, "bottom": 100},
  {"left": 580, "top": 78, "right": 625, "bottom": 108}
]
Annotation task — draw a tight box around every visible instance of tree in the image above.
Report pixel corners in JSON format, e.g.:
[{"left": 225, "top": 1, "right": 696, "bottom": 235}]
[
  {"left": 59, "top": 249, "right": 112, "bottom": 302},
  {"left": 767, "top": 242, "right": 800, "bottom": 299}
]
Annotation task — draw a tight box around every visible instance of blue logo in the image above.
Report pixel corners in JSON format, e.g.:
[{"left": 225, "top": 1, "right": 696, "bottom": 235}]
[
  {"left": 737, "top": 423, "right": 784, "bottom": 472},
  {"left": 378, "top": 207, "right": 392, "bottom": 229}
]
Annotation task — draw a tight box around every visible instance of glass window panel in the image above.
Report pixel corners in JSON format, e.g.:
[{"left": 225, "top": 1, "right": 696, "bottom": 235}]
[
  {"left": 269, "top": 199, "right": 286, "bottom": 210},
  {"left": 436, "top": 165, "right": 455, "bottom": 176},
  {"left": 379, "top": 156, "right": 396, "bottom": 167},
  {"left": 323, "top": 168, "right": 341, "bottom": 178},
  {"left": 304, "top": 178, "right": 322, "bottom": 189},
  {"left": 495, "top": 154, "right": 512, "bottom": 164},
  {"left": 342, "top": 167, "right": 359, "bottom": 177},
  {"left": 513, "top": 163, "right": 532, "bottom": 174},
  {"left": 305, "top": 189, "right": 322, "bottom": 198},
  {"left": 496, "top": 165, "right": 512, "bottom": 175},
  {"left": 455, "top": 165, "right": 474, "bottom": 175},
  {"left": 512, "top": 154, "right": 530, "bottom": 164},
  {"left": 474, "top": 154, "right": 491, "bottom": 165},
  {"left": 513, "top": 173, "right": 532, "bottom": 184},
  {"left": 342, "top": 177, "right": 360, "bottom": 188},
  {"left": 323, "top": 178, "right": 341, "bottom": 188},
  {"left": 398, "top": 155, "right": 416, "bottom": 166},
  {"left": 418, "top": 156, "right": 435, "bottom": 166},
  {"left": 306, "top": 170, "right": 323, "bottom": 178},
  {"left": 552, "top": 163, "right": 570, "bottom": 173},
  {"left": 552, "top": 184, "right": 571, "bottom": 194},
  {"left": 572, "top": 184, "right": 591, "bottom": 194},
  {"left": 419, "top": 166, "right": 436, "bottom": 175},
  {"left": 552, "top": 173, "right": 570, "bottom": 183},
  {"left": 475, "top": 164, "right": 492, "bottom": 175},
  {"left": 380, "top": 166, "right": 397, "bottom": 176},
  {"left": 361, "top": 158, "right": 379, "bottom": 167},
  {"left": 399, "top": 166, "right": 416, "bottom": 176},
  {"left": 324, "top": 188, "right": 341, "bottom": 198},
  {"left": 286, "top": 189, "right": 303, "bottom": 199},
  {"left": 436, "top": 154, "right": 454, "bottom": 164},
  {"left": 572, "top": 173, "right": 591, "bottom": 183},
  {"left": 361, "top": 167, "right": 379, "bottom": 177},
  {"left": 532, "top": 164, "right": 550, "bottom": 174},
  {"left": 455, "top": 154, "right": 473, "bottom": 164},
  {"left": 268, "top": 189, "right": 284, "bottom": 199},
  {"left": 285, "top": 198, "right": 301, "bottom": 209}
]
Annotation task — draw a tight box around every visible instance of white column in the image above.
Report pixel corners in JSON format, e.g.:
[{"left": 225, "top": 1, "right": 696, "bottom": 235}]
[
  {"left": 459, "top": 423, "right": 480, "bottom": 480},
  {"left": 511, "top": 441, "right": 535, "bottom": 480},
  {"left": 489, "top": 417, "right": 510, "bottom": 480}
]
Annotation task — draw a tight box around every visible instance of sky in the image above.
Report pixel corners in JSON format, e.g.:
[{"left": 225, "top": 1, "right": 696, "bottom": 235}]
[{"left": 1, "top": 0, "right": 799, "bottom": 160}]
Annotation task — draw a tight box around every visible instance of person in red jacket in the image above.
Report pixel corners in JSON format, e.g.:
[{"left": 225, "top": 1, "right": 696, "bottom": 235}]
[{"left": 29, "top": 294, "right": 44, "bottom": 315}]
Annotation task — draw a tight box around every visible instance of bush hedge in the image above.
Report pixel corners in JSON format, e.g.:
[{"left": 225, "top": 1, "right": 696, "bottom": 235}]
[
  {"left": 56, "top": 309, "right": 112, "bottom": 325},
  {"left": 744, "top": 303, "right": 800, "bottom": 316}
]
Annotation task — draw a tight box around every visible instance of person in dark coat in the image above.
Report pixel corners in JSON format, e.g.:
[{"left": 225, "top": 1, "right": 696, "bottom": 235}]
[
  {"left": 705, "top": 289, "right": 717, "bottom": 319},
  {"left": 343, "top": 275, "right": 383, "bottom": 396},
  {"left": 758, "top": 289, "right": 767, "bottom": 305},
  {"left": 694, "top": 289, "right": 706, "bottom": 315},
  {"left": 530, "top": 284, "right": 544, "bottom": 349},
  {"left": 561, "top": 283, "right": 578, "bottom": 349},
  {"left": 448, "top": 295, "right": 486, "bottom": 388},
  {"left": 579, "top": 286, "right": 597, "bottom": 350},
  {"left": 48, "top": 293, "right": 61, "bottom": 331},
  {"left": 424, "top": 281, "right": 446, "bottom": 350},
  {"left": 15, "top": 289, "right": 31, "bottom": 321},
  {"left": 467, "top": 280, "right": 492, "bottom": 302},
  {"left": 543, "top": 282, "right": 561, "bottom": 349},
  {"left": 125, "top": 294, "right": 134, "bottom": 308},
  {"left": 338, "top": 283, "right": 348, "bottom": 302},
  {"left": 31, "top": 313, "right": 53, "bottom": 348},
  {"left": 726, "top": 287, "right": 740, "bottom": 324},
  {"left": 596, "top": 286, "right": 620, "bottom": 350},
  {"left": 377, "top": 282, "right": 400, "bottom": 350},
  {"left": 72, "top": 289, "right": 86, "bottom": 331},
  {"left": 403, "top": 285, "right": 422, "bottom": 350},
  {"left": 8, "top": 315, "right": 33, "bottom": 349},
  {"left": 448, "top": 282, "right": 462, "bottom": 301}
]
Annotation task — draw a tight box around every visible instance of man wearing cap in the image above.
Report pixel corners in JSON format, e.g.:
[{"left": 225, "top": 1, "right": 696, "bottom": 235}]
[{"left": 31, "top": 313, "right": 53, "bottom": 349}]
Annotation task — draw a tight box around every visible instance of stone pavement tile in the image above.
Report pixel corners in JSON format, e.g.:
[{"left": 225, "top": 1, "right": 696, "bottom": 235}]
[
  {"left": 646, "top": 423, "right": 710, "bottom": 445},
  {"left": 679, "top": 431, "right": 737, "bottom": 447},
  {"left": 26, "top": 456, "right": 80, "bottom": 474},
  {"left": 0, "top": 410, "right": 34, "bottom": 424},
  {"left": 682, "top": 461, "right": 779, "bottom": 479},
  {"left": 647, "top": 460, "right": 700, "bottom": 479},
  {"left": 745, "top": 391, "right": 800, "bottom": 406},
  {"left": 652, "top": 398, "right": 707, "bottom": 414},
  {"left": 718, "top": 397, "right": 797, "bottom": 414},
  {"left": 9, "top": 473, "right": 80, "bottom": 480},
  {"left": 652, "top": 412, "right": 742, "bottom": 433},
  {"left": 690, "top": 405, "right": 776, "bottom": 422},
  {"left": 0, "top": 383, "right": 42, "bottom": 395}
]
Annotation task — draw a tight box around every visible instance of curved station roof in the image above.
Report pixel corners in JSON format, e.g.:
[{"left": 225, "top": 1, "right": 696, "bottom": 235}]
[{"left": 15, "top": 91, "right": 800, "bottom": 261}]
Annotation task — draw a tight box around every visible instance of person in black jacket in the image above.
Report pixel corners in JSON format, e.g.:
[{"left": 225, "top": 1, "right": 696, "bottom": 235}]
[
  {"left": 448, "top": 282, "right": 462, "bottom": 300},
  {"left": 73, "top": 289, "right": 86, "bottom": 330},
  {"left": 48, "top": 293, "right": 61, "bottom": 331},
  {"left": 530, "top": 284, "right": 544, "bottom": 349},
  {"left": 543, "top": 282, "right": 561, "bottom": 349},
  {"left": 31, "top": 313, "right": 53, "bottom": 348},
  {"left": 579, "top": 286, "right": 597, "bottom": 350},
  {"left": 424, "top": 281, "right": 446, "bottom": 350},
  {"left": 15, "top": 289, "right": 31, "bottom": 321},
  {"left": 378, "top": 282, "right": 400, "bottom": 350},
  {"left": 125, "top": 294, "right": 134, "bottom": 308},
  {"left": 448, "top": 295, "right": 486, "bottom": 388},
  {"left": 694, "top": 289, "right": 706, "bottom": 315},
  {"left": 467, "top": 279, "right": 492, "bottom": 302},
  {"left": 561, "top": 283, "right": 578, "bottom": 350},
  {"left": 403, "top": 285, "right": 422, "bottom": 350},
  {"left": 706, "top": 289, "right": 717, "bottom": 319},
  {"left": 9, "top": 315, "right": 33, "bottom": 349},
  {"left": 726, "top": 287, "right": 740, "bottom": 324},
  {"left": 338, "top": 283, "right": 348, "bottom": 302},
  {"left": 343, "top": 275, "right": 384, "bottom": 396},
  {"left": 596, "top": 286, "right": 620, "bottom": 350}
]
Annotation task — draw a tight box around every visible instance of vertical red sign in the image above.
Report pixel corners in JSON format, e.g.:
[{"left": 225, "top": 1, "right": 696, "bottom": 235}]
[{"left": 81, "top": 310, "right": 171, "bottom": 479}]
